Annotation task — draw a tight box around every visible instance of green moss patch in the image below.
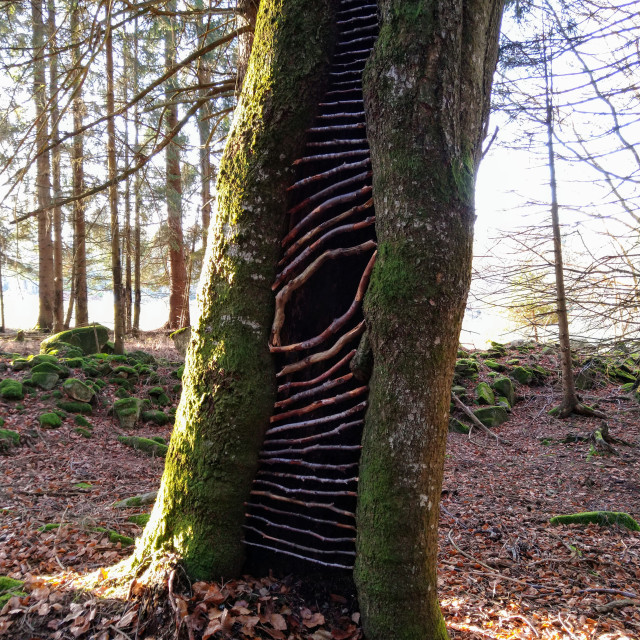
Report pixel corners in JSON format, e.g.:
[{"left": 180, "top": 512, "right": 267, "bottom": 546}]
[
  {"left": 0, "top": 576, "right": 25, "bottom": 606},
  {"left": 475, "top": 382, "right": 495, "bottom": 405},
  {"left": 473, "top": 406, "right": 509, "bottom": 428},
  {"left": 0, "top": 429, "right": 20, "bottom": 448},
  {"left": 75, "top": 427, "right": 92, "bottom": 438},
  {"left": 39, "top": 412, "right": 62, "bottom": 429},
  {"left": 63, "top": 378, "right": 94, "bottom": 403},
  {"left": 117, "top": 435, "right": 168, "bottom": 457},
  {"left": 74, "top": 415, "right": 91, "bottom": 428},
  {"left": 550, "top": 511, "right": 640, "bottom": 531},
  {"left": 0, "top": 379, "right": 23, "bottom": 400},
  {"left": 127, "top": 513, "right": 151, "bottom": 527},
  {"left": 57, "top": 400, "right": 92, "bottom": 415},
  {"left": 141, "top": 410, "right": 170, "bottom": 426},
  {"left": 38, "top": 523, "right": 63, "bottom": 532},
  {"left": 41, "top": 325, "right": 109, "bottom": 356}
]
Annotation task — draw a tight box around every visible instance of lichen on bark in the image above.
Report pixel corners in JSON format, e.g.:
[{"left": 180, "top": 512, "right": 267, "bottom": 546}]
[
  {"left": 355, "top": 1, "right": 504, "bottom": 639},
  {"left": 132, "top": 0, "right": 337, "bottom": 580}
]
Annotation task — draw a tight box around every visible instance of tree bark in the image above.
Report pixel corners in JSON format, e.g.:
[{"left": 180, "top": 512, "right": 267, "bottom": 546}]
[
  {"left": 31, "top": 0, "right": 55, "bottom": 331},
  {"left": 133, "top": 0, "right": 336, "bottom": 579},
  {"left": 354, "top": 1, "right": 503, "bottom": 638},
  {"left": 165, "top": 0, "right": 190, "bottom": 330},
  {"left": 132, "top": 16, "right": 141, "bottom": 335},
  {"left": 106, "top": 22, "right": 125, "bottom": 354},
  {"left": 71, "top": 1, "right": 88, "bottom": 327}
]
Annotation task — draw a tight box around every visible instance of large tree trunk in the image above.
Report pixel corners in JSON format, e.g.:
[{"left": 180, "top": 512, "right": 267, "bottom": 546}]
[
  {"left": 134, "top": 0, "right": 336, "bottom": 579},
  {"left": 133, "top": 5, "right": 504, "bottom": 640},
  {"left": 71, "top": 2, "right": 88, "bottom": 327},
  {"left": 31, "top": 0, "right": 55, "bottom": 331},
  {"left": 355, "top": 1, "right": 503, "bottom": 638},
  {"left": 106, "top": 23, "right": 125, "bottom": 354},
  {"left": 165, "top": 0, "right": 190, "bottom": 330}
]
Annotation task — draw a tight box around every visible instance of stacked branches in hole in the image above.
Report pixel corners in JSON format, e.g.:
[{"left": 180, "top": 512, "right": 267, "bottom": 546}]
[{"left": 244, "top": 0, "right": 379, "bottom": 572}]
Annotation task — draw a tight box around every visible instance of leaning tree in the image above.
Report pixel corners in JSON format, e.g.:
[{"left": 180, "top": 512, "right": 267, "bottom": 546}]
[{"left": 131, "top": 0, "right": 504, "bottom": 638}]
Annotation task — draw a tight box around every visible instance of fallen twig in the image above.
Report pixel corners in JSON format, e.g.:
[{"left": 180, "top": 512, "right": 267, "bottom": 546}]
[{"left": 451, "top": 394, "right": 511, "bottom": 446}]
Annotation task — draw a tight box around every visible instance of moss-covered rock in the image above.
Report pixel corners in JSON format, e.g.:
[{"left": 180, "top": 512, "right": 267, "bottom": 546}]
[
  {"left": 74, "top": 415, "right": 91, "bottom": 427},
  {"left": 115, "top": 388, "right": 130, "bottom": 399},
  {"left": 0, "top": 428, "right": 20, "bottom": 450},
  {"left": 0, "top": 379, "right": 23, "bottom": 400},
  {"left": 11, "top": 357, "right": 29, "bottom": 371},
  {"left": 118, "top": 435, "right": 168, "bottom": 457},
  {"left": 496, "top": 396, "right": 512, "bottom": 410},
  {"left": 113, "top": 365, "right": 138, "bottom": 380},
  {"left": 31, "top": 371, "right": 60, "bottom": 390},
  {"left": 75, "top": 427, "right": 92, "bottom": 438},
  {"left": 170, "top": 326, "right": 191, "bottom": 356},
  {"left": 473, "top": 406, "right": 509, "bottom": 428},
  {"left": 28, "top": 354, "right": 59, "bottom": 366},
  {"left": 39, "top": 412, "right": 62, "bottom": 429},
  {"left": 451, "top": 385, "right": 467, "bottom": 399},
  {"left": 113, "top": 491, "right": 157, "bottom": 509},
  {"left": 62, "top": 378, "right": 95, "bottom": 403},
  {"left": 31, "top": 361, "right": 69, "bottom": 377},
  {"left": 141, "top": 410, "right": 170, "bottom": 426},
  {"left": 129, "top": 350, "right": 156, "bottom": 365},
  {"left": 64, "top": 357, "right": 85, "bottom": 368},
  {"left": 511, "top": 366, "right": 534, "bottom": 385},
  {"left": 455, "top": 358, "right": 479, "bottom": 379},
  {"left": 57, "top": 400, "right": 92, "bottom": 415},
  {"left": 475, "top": 382, "right": 495, "bottom": 405},
  {"left": 448, "top": 418, "right": 470, "bottom": 434},
  {"left": 550, "top": 511, "right": 640, "bottom": 531},
  {"left": 173, "top": 364, "right": 185, "bottom": 380},
  {"left": 41, "top": 325, "right": 110, "bottom": 356},
  {"left": 492, "top": 376, "right": 515, "bottom": 407},
  {"left": 483, "top": 359, "right": 506, "bottom": 372},
  {"left": 113, "top": 397, "right": 143, "bottom": 429}
]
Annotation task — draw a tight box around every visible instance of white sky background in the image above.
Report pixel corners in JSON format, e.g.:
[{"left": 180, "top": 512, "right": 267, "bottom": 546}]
[{"left": 1, "top": 1, "right": 638, "bottom": 344}]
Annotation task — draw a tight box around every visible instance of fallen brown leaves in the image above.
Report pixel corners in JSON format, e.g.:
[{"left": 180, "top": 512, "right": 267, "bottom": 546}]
[{"left": 1, "top": 340, "right": 639, "bottom": 639}]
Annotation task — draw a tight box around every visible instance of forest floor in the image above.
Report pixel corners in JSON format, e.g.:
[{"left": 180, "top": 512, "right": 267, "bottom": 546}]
[{"left": 0, "top": 332, "right": 639, "bottom": 639}]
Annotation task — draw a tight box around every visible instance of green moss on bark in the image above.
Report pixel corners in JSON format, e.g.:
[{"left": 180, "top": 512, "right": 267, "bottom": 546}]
[{"left": 133, "top": 0, "right": 337, "bottom": 580}]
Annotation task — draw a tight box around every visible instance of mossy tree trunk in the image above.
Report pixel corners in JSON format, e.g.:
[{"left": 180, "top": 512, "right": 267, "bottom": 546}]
[
  {"left": 134, "top": 0, "right": 336, "bottom": 579},
  {"left": 355, "top": 1, "right": 504, "bottom": 639}
]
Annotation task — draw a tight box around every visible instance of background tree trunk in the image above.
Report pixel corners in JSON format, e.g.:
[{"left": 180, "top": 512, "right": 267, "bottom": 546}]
[
  {"left": 133, "top": 0, "right": 336, "bottom": 580},
  {"left": 355, "top": 1, "right": 503, "bottom": 638},
  {"left": 71, "top": 2, "right": 88, "bottom": 327},
  {"left": 165, "top": 0, "right": 190, "bottom": 330},
  {"left": 47, "top": 0, "right": 64, "bottom": 333},
  {"left": 106, "top": 22, "right": 125, "bottom": 353},
  {"left": 31, "top": 0, "right": 55, "bottom": 331}
]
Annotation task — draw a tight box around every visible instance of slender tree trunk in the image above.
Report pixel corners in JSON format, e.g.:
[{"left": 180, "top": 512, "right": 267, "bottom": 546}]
[
  {"left": 64, "top": 267, "right": 75, "bottom": 329},
  {"left": 31, "top": 0, "right": 54, "bottom": 331},
  {"left": 133, "top": 0, "right": 336, "bottom": 579},
  {"left": 47, "top": 0, "right": 63, "bottom": 332},
  {"left": 106, "top": 22, "right": 125, "bottom": 354},
  {"left": 123, "top": 34, "right": 132, "bottom": 334},
  {"left": 236, "top": 0, "right": 259, "bottom": 90},
  {"left": 165, "top": 0, "right": 189, "bottom": 329},
  {"left": 355, "top": 1, "right": 503, "bottom": 638},
  {"left": 543, "top": 43, "right": 586, "bottom": 418},
  {"left": 71, "top": 2, "right": 88, "bottom": 326},
  {"left": 0, "top": 243, "right": 5, "bottom": 333},
  {"left": 132, "top": 16, "right": 141, "bottom": 335}
]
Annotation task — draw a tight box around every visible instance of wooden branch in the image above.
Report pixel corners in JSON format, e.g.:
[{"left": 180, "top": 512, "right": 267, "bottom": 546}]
[
  {"left": 270, "top": 386, "right": 368, "bottom": 423},
  {"left": 305, "top": 138, "right": 367, "bottom": 149},
  {"left": 340, "top": 24, "right": 378, "bottom": 39},
  {"left": 287, "top": 170, "right": 372, "bottom": 217},
  {"left": 278, "top": 199, "right": 373, "bottom": 268},
  {"left": 276, "top": 321, "right": 366, "bottom": 377},
  {"left": 250, "top": 490, "right": 355, "bottom": 518},
  {"left": 243, "top": 541, "right": 353, "bottom": 569},
  {"left": 246, "top": 501, "right": 356, "bottom": 530},
  {"left": 318, "top": 100, "right": 363, "bottom": 107},
  {"left": 256, "top": 470, "right": 358, "bottom": 485},
  {"left": 273, "top": 216, "right": 375, "bottom": 291},
  {"left": 244, "top": 526, "right": 355, "bottom": 557},
  {"left": 451, "top": 393, "right": 512, "bottom": 446},
  {"left": 258, "top": 458, "right": 360, "bottom": 472},
  {"left": 259, "top": 442, "right": 362, "bottom": 456},
  {"left": 316, "top": 109, "right": 366, "bottom": 118},
  {"left": 287, "top": 159, "right": 370, "bottom": 192},
  {"left": 266, "top": 401, "right": 367, "bottom": 436},
  {"left": 336, "top": 34, "right": 377, "bottom": 47},
  {"left": 273, "top": 250, "right": 376, "bottom": 352},
  {"left": 274, "top": 373, "right": 354, "bottom": 410},
  {"left": 245, "top": 514, "right": 356, "bottom": 543},
  {"left": 281, "top": 185, "right": 373, "bottom": 249},
  {"left": 263, "top": 419, "right": 363, "bottom": 447},
  {"left": 253, "top": 479, "right": 357, "bottom": 497},
  {"left": 306, "top": 122, "right": 366, "bottom": 134},
  {"left": 337, "top": 14, "right": 377, "bottom": 27},
  {"left": 293, "top": 149, "right": 369, "bottom": 165},
  {"left": 277, "top": 349, "right": 355, "bottom": 393},
  {"left": 271, "top": 244, "right": 375, "bottom": 347}
]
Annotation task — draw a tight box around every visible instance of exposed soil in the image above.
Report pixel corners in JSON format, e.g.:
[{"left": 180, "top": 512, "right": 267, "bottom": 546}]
[{"left": 0, "top": 335, "right": 639, "bottom": 639}]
